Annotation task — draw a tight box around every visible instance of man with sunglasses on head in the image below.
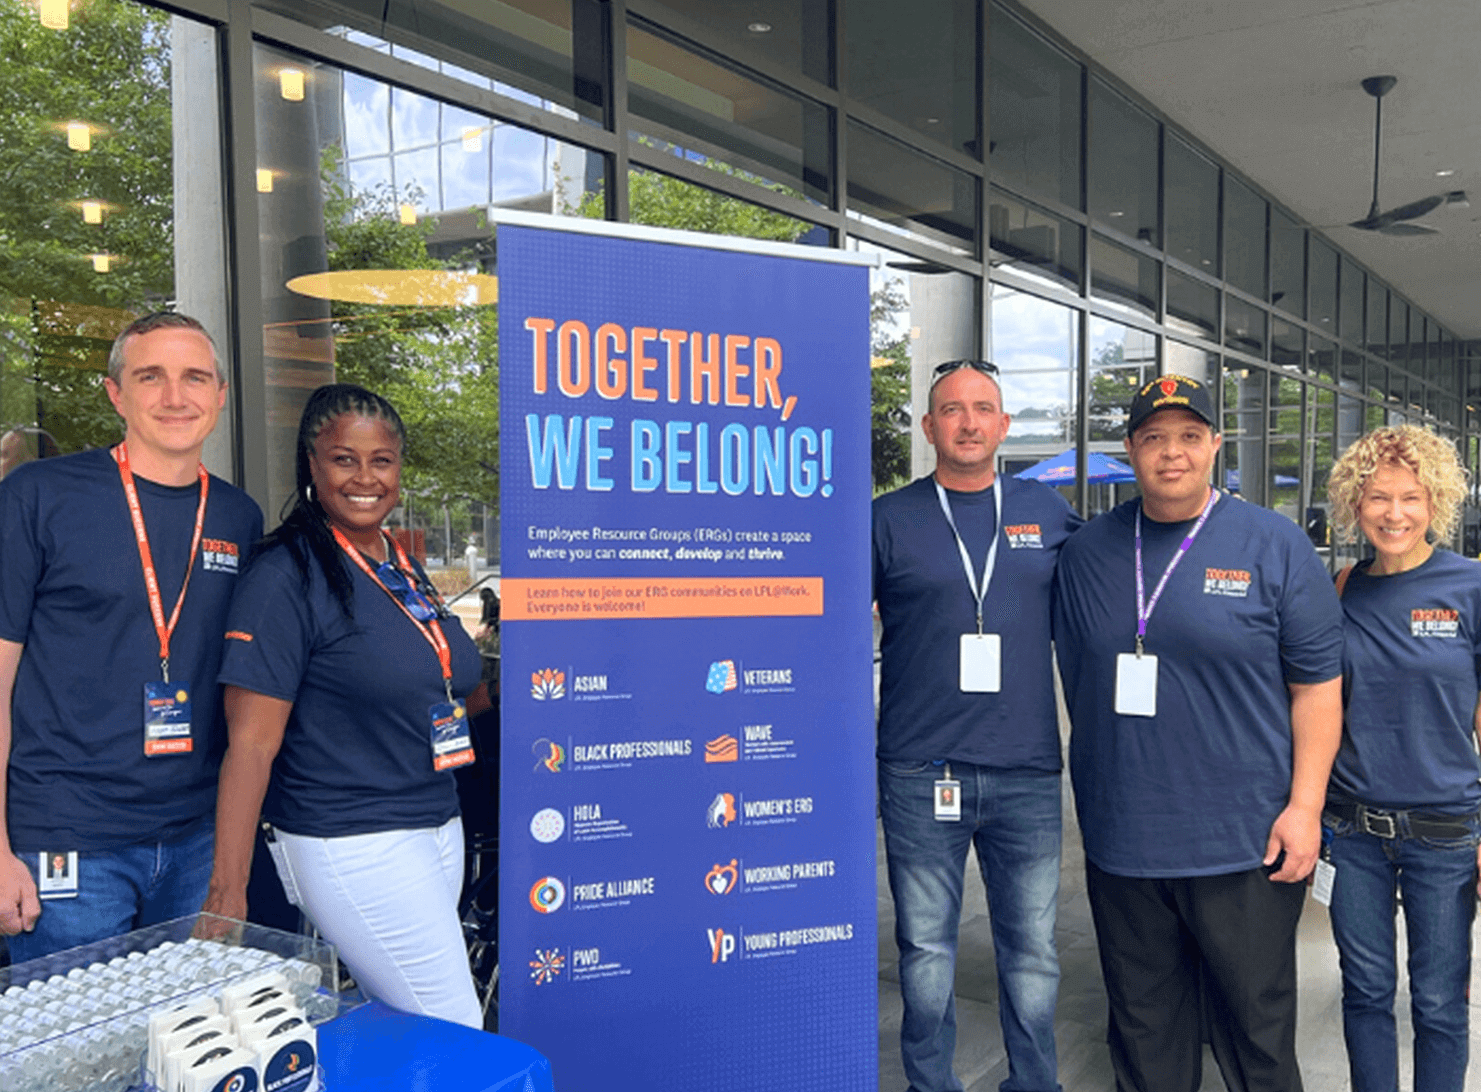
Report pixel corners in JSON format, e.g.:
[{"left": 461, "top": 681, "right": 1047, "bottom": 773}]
[
  {"left": 0, "top": 312, "right": 262, "bottom": 961},
  {"left": 873, "top": 359, "right": 1081, "bottom": 1092}
]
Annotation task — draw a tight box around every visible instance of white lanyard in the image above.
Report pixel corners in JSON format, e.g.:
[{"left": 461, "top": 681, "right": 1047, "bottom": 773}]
[{"left": 934, "top": 477, "right": 1002, "bottom": 635}]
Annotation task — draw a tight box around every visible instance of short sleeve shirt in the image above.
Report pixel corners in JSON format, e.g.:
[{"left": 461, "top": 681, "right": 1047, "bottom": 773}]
[
  {"left": 1053, "top": 494, "right": 1343, "bottom": 877},
  {"left": 0, "top": 449, "right": 263, "bottom": 852},
  {"left": 1333, "top": 549, "right": 1481, "bottom": 813},
  {"left": 218, "top": 543, "right": 483, "bottom": 838},
  {"left": 873, "top": 474, "right": 1082, "bottom": 770}
]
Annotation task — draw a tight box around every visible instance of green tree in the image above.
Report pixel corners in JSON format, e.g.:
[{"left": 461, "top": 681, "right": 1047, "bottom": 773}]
[{"left": 870, "top": 277, "right": 911, "bottom": 492}]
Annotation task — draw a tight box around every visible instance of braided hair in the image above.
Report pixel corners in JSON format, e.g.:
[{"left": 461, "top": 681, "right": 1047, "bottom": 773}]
[{"left": 259, "top": 383, "right": 407, "bottom": 617}]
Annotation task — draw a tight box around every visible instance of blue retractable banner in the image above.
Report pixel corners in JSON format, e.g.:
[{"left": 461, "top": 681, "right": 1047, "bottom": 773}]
[{"left": 497, "top": 220, "right": 876, "bottom": 1091}]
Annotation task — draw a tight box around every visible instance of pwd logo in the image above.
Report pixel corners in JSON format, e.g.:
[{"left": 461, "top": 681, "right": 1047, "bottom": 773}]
[
  {"left": 530, "top": 876, "right": 566, "bottom": 914},
  {"left": 532, "top": 739, "right": 565, "bottom": 773},
  {"left": 532, "top": 668, "right": 566, "bottom": 700},
  {"left": 706, "top": 660, "right": 738, "bottom": 694},
  {"left": 708, "top": 927, "right": 736, "bottom": 963},
  {"left": 706, "top": 792, "right": 737, "bottom": 828},
  {"left": 529, "top": 948, "right": 565, "bottom": 985},
  {"left": 705, "top": 859, "right": 738, "bottom": 895}
]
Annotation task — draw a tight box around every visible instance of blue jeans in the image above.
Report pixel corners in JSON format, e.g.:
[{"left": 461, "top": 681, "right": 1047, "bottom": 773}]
[
  {"left": 879, "top": 759, "right": 1062, "bottom": 1092},
  {"left": 1325, "top": 808, "right": 1480, "bottom": 1092},
  {"left": 7, "top": 820, "right": 215, "bottom": 965}
]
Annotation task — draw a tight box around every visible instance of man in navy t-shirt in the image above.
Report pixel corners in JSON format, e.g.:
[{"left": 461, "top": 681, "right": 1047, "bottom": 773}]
[
  {"left": 1053, "top": 376, "right": 1343, "bottom": 1092},
  {"left": 874, "top": 359, "right": 1081, "bottom": 1092},
  {"left": 0, "top": 312, "right": 262, "bottom": 962}
]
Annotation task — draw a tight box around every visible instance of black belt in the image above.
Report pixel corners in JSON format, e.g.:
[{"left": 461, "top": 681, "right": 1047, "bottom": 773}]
[{"left": 1323, "top": 801, "right": 1478, "bottom": 840}]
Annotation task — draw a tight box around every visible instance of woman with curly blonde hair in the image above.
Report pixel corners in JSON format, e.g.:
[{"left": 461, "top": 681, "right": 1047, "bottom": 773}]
[{"left": 1323, "top": 423, "right": 1481, "bottom": 1092}]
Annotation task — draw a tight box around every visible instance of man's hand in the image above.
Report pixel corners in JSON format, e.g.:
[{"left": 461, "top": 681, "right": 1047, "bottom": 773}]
[
  {"left": 1264, "top": 804, "right": 1321, "bottom": 882},
  {"left": 0, "top": 849, "right": 39, "bottom": 935}
]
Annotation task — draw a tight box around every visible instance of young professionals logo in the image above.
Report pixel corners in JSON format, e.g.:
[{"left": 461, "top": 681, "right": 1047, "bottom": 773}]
[
  {"left": 704, "top": 735, "right": 739, "bottom": 763},
  {"left": 707, "top": 927, "right": 736, "bottom": 963},
  {"left": 529, "top": 948, "right": 566, "bottom": 985},
  {"left": 1004, "top": 524, "right": 1043, "bottom": 549},
  {"left": 706, "top": 660, "right": 738, "bottom": 694},
  {"left": 531, "top": 668, "right": 566, "bottom": 700},
  {"left": 706, "top": 792, "right": 737, "bottom": 828},
  {"left": 202, "top": 538, "right": 241, "bottom": 574},
  {"left": 704, "top": 859, "right": 739, "bottom": 895},
  {"left": 1411, "top": 608, "right": 1460, "bottom": 638},
  {"left": 529, "top": 876, "right": 566, "bottom": 914},
  {"left": 532, "top": 739, "right": 565, "bottom": 773},
  {"left": 1203, "top": 567, "right": 1252, "bottom": 598},
  {"left": 530, "top": 808, "right": 565, "bottom": 843}
]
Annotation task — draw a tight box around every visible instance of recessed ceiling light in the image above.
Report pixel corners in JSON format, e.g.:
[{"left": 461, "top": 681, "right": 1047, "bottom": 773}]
[
  {"left": 1436, "top": 168, "right": 1456, "bottom": 177},
  {"left": 926, "top": 117, "right": 941, "bottom": 125},
  {"left": 747, "top": 21, "right": 772, "bottom": 33},
  {"left": 1108, "top": 210, "right": 1124, "bottom": 218}
]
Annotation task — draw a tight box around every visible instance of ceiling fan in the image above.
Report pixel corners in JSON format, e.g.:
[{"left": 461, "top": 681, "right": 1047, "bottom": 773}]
[{"left": 1349, "top": 75, "right": 1462, "bottom": 236}]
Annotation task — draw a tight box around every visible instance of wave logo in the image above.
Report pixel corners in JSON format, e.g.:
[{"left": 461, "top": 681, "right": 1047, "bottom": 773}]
[
  {"left": 532, "top": 739, "right": 565, "bottom": 773},
  {"left": 704, "top": 734, "right": 738, "bottom": 763},
  {"left": 530, "top": 948, "right": 565, "bottom": 985},
  {"left": 530, "top": 876, "right": 566, "bottom": 914},
  {"left": 531, "top": 668, "right": 566, "bottom": 701},
  {"left": 706, "top": 792, "right": 737, "bottom": 828},
  {"left": 708, "top": 927, "right": 736, "bottom": 963},
  {"left": 704, "top": 859, "right": 738, "bottom": 895},
  {"left": 705, "top": 660, "right": 738, "bottom": 694}
]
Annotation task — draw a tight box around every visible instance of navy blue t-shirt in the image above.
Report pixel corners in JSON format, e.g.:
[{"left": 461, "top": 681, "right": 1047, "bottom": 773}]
[
  {"left": 1053, "top": 494, "right": 1343, "bottom": 877},
  {"left": 0, "top": 448, "right": 263, "bottom": 852},
  {"left": 1333, "top": 549, "right": 1481, "bottom": 813},
  {"left": 873, "top": 474, "right": 1082, "bottom": 770},
  {"left": 218, "top": 542, "right": 483, "bottom": 838}
]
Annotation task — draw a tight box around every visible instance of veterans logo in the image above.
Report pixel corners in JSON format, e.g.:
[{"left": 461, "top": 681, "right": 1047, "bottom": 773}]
[
  {"left": 706, "top": 660, "right": 738, "bottom": 694},
  {"left": 708, "top": 927, "right": 736, "bottom": 963},
  {"left": 202, "top": 538, "right": 241, "bottom": 574},
  {"left": 1411, "top": 608, "right": 1460, "bottom": 638},
  {"left": 704, "top": 859, "right": 739, "bottom": 895},
  {"left": 530, "top": 876, "right": 566, "bottom": 914},
  {"left": 532, "top": 739, "right": 565, "bottom": 773},
  {"left": 705, "top": 734, "right": 739, "bottom": 763},
  {"left": 529, "top": 948, "right": 565, "bottom": 985},
  {"left": 1203, "top": 567, "right": 1252, "bottom": 597},
  {"left": 706, "top": 792, "right": 737, "bottom": 828},
  {"left": 1005, "top": 524, "right": 1043, "bottom": 549},
  {"left": 531, "top": 668, "right": 566, "bottom": 701},
  {"left": 530, "top": 807, "right": 565, "bottom": 843}
]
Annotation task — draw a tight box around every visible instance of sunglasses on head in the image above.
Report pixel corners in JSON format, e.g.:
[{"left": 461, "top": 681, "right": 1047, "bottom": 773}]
[
  {"left": 375, "top": 559, "right": 442, "bottom": 622},
  {"left": 930, "top": 359, "right": 1000, "bottom": 384}
]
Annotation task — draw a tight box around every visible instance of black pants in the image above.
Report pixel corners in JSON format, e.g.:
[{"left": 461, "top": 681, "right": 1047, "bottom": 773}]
[{"left": 1086, "top": 861, "right": 1308, "bottom": 1092}]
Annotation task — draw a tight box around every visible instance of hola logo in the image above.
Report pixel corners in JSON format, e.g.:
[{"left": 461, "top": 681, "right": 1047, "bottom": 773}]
[
  {"left": 706, "top": 792, "right": 737, "bottom": 828},
  {"left": 705, "top": 660, "right": 738, "bottom": 694},
  {"left": 529, "top": 948, "right": 565, "bottom": 985},
  {"left": 704, "top": 859, "right": 738, "bottom": 895},
  {"left": 704, "top": 735, "right": 738, "bottom": 763},
  {"left": 530, "top": 876, "right": 566, "bottom": 914},
  {"left": 708, "top": 927, "right": 736, "bottom": 963},
  {"left": 529, "top": 808, "right": 565, "bottom": 843},
  {"left": 532, "top": 739, "right": 565, "bottom": 773},
  {"left": 532, "top": 668, "right": 566, "bottom": 701}
]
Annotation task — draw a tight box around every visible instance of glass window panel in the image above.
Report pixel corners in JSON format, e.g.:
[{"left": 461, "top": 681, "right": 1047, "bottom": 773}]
[
  {"left": 990, "top": 285, "right": 1078, "bottom": 471},
  {"left": 1222, "top": 365, "right": 1266, "bottom": 505},
  {"left": 1088, "top": 79, "right": 1159, "bottom": 246},
  {"left": 1387, "top": 366, "right": 1406, "bottom": 406},
  {"left": 1166, "top": 269, "right": 1218, "bottom": 340},
  {"left": 643, "top": 0, "right": 829, "bottom": 85},
  {"left": 988, "top": 189, "right": 1082, "bottom": 291},
  {"left": 1308, "top": 238, "right": 1337, "bottom": 334},
  {"left": 1165, "top": 136, "right": 1218, "bottom": 272},
  {"left": 342, "top": 72, "right": 390, "bottom": 158},
  {"left": 1307, "top": 387, "right": 1336, "bottom": 553},
  {"left": 1427, "top": 319, "right": 1441, "bottom": 384},
  {"left": 1166, "top": 342, "right": 1218, "bottom": 387},
  {"left": 1367, "top": 361, "right": 1387, "bottom": 404},
  {"left": 1390, "top": 300, "right": 1409, "bottom": 372},
  {"left": 1366, "top": 278, "right": 1388, "bottom": 359},
  {"left": 1269, "top": 374, "right": 1303, "bottom": 523},
  {"left": 620, "top": 167, "right": 819, "bottom": 242},
  {"left": 844, "top": 0, "right": 978, "bottom": 156},
  {"left": 1271, "top": 318, "right": 1303, "bottom": 372},
  {"left": 847, "top": 120, "right": 977, "bottom": 254},
  {"left": 348, "top": 156, "right": 392, "bottom": 200},
  {"left": 441, "top": 139, "right": 490, "bottom": 209},
  {"left": 1365, "top": 402, "right": 1385, "bottom": 432},
  {"left": 1224, "top": 177, "right": 1267, "bottom": 300},
  {"left": 391, "top": 87, "right": 440, "bottom": 149},
  {"left": 1339, "top": 258, "right": 1363, "bottom": 345},
  {"left": 1090, "top": 234, "right": 1157, "bottom": 318},
  {"left": 1225, "top": 295, "right": 1266, "bottom": 359},
  {"left": 627, "top": 24, "right": 829, "bottom": 205},
  {"left": 1308, "top": 335, "right": 1336, "bottom": 383},
  {"left": 1269, "top": 209, "right": 1304, "bottom": 316},
  {"left": 1340, "top": 349, "right": 1363, "bottom": 392},
  {"left": 1085, "top": 318, "right": 1156, "bottom": 513},
  {"left": 989, "top": 9, "right": 1081, "bottom": 210},
  {"left": 392, "top": 147, "right": 440, "bottom": 210}
]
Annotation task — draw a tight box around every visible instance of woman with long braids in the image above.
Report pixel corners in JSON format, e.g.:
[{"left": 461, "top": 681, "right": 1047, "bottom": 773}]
[{"left": 203, "top": 383, "right": 487, "bottom": 1027}]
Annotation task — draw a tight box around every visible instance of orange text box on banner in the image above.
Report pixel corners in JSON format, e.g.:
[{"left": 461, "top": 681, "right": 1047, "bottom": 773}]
[{"left": 501, "top": 577, "right": 824, "bottom": 619}]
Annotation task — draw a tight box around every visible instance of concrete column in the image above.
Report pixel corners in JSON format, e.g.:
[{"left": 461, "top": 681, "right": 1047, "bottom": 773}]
[{"left": 908, "top": 272, "right": 976, "bottom": 480}]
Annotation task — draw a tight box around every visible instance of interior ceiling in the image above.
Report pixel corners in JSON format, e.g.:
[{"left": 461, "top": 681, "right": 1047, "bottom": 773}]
[{"left": 1014, "top": 0, "right": 1481, "bottom": 338}]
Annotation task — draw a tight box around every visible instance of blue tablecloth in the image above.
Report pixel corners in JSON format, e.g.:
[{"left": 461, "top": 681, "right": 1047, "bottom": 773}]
[{"left": 319, "top": 1002, "right": 553, "bottom": 1091}]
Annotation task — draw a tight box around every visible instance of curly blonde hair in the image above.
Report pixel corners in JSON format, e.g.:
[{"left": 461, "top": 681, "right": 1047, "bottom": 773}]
[{"left": 1328, "top": 424, "right": 1468, "bottom": 544}]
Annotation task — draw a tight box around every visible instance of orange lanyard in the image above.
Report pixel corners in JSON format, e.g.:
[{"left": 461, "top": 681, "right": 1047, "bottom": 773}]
[
  {"left": 332, "top": 526, "right": 455, "bottom": 700},
  {"left": 114, "top": 442, "right": 210, "bottom": 683}
]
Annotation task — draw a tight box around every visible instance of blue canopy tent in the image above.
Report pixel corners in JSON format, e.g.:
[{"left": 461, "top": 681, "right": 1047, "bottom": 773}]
[{"left": 1014, "top": 449, "right": 1138, "bottom": 484}]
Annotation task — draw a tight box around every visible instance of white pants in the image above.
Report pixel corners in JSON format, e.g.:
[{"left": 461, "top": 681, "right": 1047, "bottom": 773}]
[{"left": 271, "top": 817, "right": 481, "bottom": 1028}]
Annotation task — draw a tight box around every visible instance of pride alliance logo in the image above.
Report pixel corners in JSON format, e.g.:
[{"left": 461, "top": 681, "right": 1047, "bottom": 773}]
[{"left": 532, "top": 668, "right": 566, "bottom": 700}]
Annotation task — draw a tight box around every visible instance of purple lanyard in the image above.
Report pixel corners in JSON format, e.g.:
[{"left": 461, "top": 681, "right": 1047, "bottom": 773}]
[{"left": 1133, "top": 489, "right": 1218, "bottom": 655}]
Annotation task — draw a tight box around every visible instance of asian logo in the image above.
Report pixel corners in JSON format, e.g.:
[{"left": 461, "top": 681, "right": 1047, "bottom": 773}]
[
  {"left": 704, "top": 735, "right": 738, "bottom": 763},
  {"left": 705, "top": 859, "right": 738, "bottom": 895},
  {"left": 530, "top": 808, "right": 565, "bottom": 843},
  {"left": 705, "top": 660, "right": 738, "bottom": 694},
  {"left": 532, "top": 668, "right": 566, "bottom": 701},
  {"left": 532, "top": 739, "right": 565, "bottom": 773},
  {"left": 530, "top": 948, "right": 565, "bottom": 985},
  {"left": 706, "top": 792, "right": 737, "bottom": 828},
  {"left": 530, "top": 876, "right": 566, "bottom": 914}
]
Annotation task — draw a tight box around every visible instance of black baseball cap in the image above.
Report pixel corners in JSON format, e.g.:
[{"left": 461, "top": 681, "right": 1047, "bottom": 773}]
[{"left": 1126, "top": 374, "right": 1217, "bottom": 435}]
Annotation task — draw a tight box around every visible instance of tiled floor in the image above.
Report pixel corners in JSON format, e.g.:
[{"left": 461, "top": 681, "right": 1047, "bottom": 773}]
[{"left": 875, "top": 777, "right": 1481, "bottom": 1091}]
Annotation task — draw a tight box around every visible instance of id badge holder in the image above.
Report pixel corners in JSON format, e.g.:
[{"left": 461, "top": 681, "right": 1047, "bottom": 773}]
[
  {"left": 933, "top": 777, "right": 961, "bottom": 822},
  {"left": 143, "top": 681, "right": 194, "bottom": 756},
  {"left": 1114, "top": 653, "right": 1158, "bottom": 717},
  {"left": 960, "top": 634, "right": 1001, "bottom": 693},
  {"left": 430, "top": 701, "right": 475, "bottom": 771},
  {"left": 1311, "top": 826, "right": 1336, "bottom": 906},
  {"left": 262, "top": 827, "right": 302, "bottom": 907},
  {"left": 37, "top": 850, "right": 78, "bottom": 900}
]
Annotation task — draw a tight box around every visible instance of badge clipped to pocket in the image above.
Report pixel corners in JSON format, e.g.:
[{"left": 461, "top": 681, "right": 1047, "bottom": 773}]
[
  {"left": 143, "top": 681, "right": 194, "bottom": 756},
  {"left": 1114, "top": 653, "right": 1158, "bottom": 717},
  {"left": 37, "top": 850, "right": 78, "bottom": 899},
  {"left": 1311, "top": 858, "right": 1336, "bottom": 907},
  {"left": 430, "top": 701, "right": 475, "bottom": 771},
  {"left": 933, "top": 778, "right": 962, "bottom": 822},
  {"left": 959, "top": 633, "right": 1001, "bottom": 693}
]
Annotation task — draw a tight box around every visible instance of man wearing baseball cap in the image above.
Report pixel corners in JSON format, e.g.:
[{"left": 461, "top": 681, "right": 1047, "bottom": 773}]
[{"left": 1052, "top": 374, "right": 1343, "bottom": 1090}]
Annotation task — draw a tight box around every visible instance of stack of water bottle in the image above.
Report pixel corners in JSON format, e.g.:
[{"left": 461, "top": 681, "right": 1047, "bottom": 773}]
[{"left": 0, "top": 926, "right": 343, "bottom": 1092}]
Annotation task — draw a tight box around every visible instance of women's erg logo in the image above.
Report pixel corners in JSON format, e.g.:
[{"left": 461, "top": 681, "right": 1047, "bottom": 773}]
[
  {"left": 1411, "top": 608, "right": 1459, "bottom": 638},
  {"left": 1203, "top": 568, "right": 1251, "bottom": 597}
]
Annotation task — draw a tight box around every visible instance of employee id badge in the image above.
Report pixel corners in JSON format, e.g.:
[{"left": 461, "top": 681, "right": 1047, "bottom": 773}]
[
  {"left": 37, "top": 850, "right": 78, "bottom": 899},
  {"left": 143, "top": 681, "right": 194, "bottom": 756},
  {"left": 1114, "top": 653, "right": 1158, "bottom": 717},
  {"left": 430, "top": 701, "right": 475, "bottom": 772},
  {"left": 959, "top": 633, "right": 1001, "bottom": 692},
  {"left": 1311, "top": 858, "right": 1336, "bottom": 907},
  {"left": 933, "top": 779, "right": 962, "bottom": 821}
]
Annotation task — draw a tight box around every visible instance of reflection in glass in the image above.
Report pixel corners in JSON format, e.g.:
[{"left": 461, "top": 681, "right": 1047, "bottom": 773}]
[
  {"left": 1166, "top": 270, "right": 1218, "bottom": 341},
  {"left": 1339, "top": 258, "right": 1363, "bottom": 346},
  {"left": 989, "top": 8, "right": 1081, "bottom": 210},
  {"left": 1090, "top": 235, "right": 1157, "bottom": 318},
  {"left": 1366, "top": 278, "right": 1388, "bottom": 359},
  {"left": 1270, "top": 209, "right": 1304, "bottom": 317},
  {"left": 642, "top": 0, "right": 829, "bottom": 84},
  {"left": 1166, "top": 342, "right": 1218, "bottom": 388},
  {"left": 1165, "top": 135, "right": 1218, "bottom": 272},
  {"left": 1307, "top": 386, "right": 1335, "bottom": 554},
  {"left": 1223, "top": 365, "right": 1266, "bottom": 506},
  {"left": 1268, "top": 374, "right": 1303, "bottom": 522},
  {"left": 1340, "top": 350, "right": 1363, "bottom": 392},
  {"left": 988, "top": 190, "right": 1081, "bottom": 291},
  {"left": 1224, "top": 177, "right": 1266, "bottom": 300},
  {"left": 1088, "top": 79, "right": 1159, "bottom": 246},
  {"left": 1085, "top": 319, "right": 1154, "bottom": 513},
  {"left": 1309, "top": 335, "right": 1336, "bottom": 383},
  {"left": 1308, "top": 238, "right": 1336, "bottom": 333},
  {"left": 990, "top": 286, "right": 1078, "bottom": 474},
  {"left": 1389, "top": 300, "right": 1409, "bottom": 374},
  {"left": 622, "top": 168, "right": 814, "bottom": 242},
  {"left": 847, "top": 121, "right": 977, "bottom": 254},
  {"left": 1225, "top": 295, "right": 1266, "bottom": 359},
  {"left": 1271, "top": 319, "right": 1302, "bottom": 371}
]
